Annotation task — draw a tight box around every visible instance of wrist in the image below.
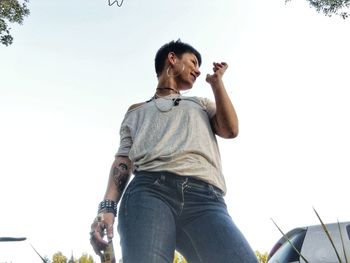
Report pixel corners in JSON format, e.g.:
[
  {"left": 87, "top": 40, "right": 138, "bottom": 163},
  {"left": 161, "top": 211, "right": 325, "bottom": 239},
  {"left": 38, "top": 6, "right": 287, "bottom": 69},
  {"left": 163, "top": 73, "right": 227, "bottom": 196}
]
[
  {"left": 207, "top": 76, "right": 223, "bottom": 87},
  {"left": 98, "top": 199, "right": 118, "bottom": 217}
]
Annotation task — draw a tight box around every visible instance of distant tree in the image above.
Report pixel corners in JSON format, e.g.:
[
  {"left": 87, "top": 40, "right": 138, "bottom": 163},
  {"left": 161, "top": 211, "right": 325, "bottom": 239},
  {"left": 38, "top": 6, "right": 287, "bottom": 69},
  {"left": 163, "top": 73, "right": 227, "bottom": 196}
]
[
  {"left": 0, "top": 0, "right": 30, "bottom": 46},
  {"left": 286, "top": 0, "right": 350, "bottom": 18},
  {"left": 255, "top": 250, "right": 269, "bottom": 263},
  {"left": 78, "top": 253, "right": 94, "bottom": 263},
  {"left": 67, "top": 253, "right": 76, "bottom": 263},
  {"left": 50, "top": 252, "right": 95, "bottom": 263},
  {"left": 52, "top": 251, "right": 67, "bottom": 263}
]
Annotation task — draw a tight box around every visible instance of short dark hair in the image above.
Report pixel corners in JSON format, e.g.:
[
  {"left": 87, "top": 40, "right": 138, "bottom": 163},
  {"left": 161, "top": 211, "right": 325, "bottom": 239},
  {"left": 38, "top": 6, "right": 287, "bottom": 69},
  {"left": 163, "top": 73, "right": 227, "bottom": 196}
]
[{"left": 154, "top": 40, "right": 202, "bottom": 77}]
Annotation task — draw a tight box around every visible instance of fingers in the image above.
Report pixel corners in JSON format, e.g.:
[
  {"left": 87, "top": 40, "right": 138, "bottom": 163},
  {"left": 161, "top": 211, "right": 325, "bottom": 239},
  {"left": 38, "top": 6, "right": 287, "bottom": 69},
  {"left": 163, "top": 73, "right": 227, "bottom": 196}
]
[
  {"left": 90, "top": 230, "right": 104, "bottom": 256},
  {"left": 212, "top": 62, "right": 228, "bottom": 72},
  {"left": 102, "top": 213, "right": 115, "bottom": 239},
  {"left": 205, "top": 74, "right": 211, "bottom": 82},
  {"left": 90, "top": 215, "right": 115, "bottom": 256},
  {"left": 213, "top": 62, "right": 228, "bottom": 67},
  {"left": 107, "top": 223, "right": 114, "bottom": 239},
  {"left": 206, "top": 62, "right": 228, "bottom": 84},
  {"left": 90, "top": 228, "right": 106, "bottom": 256}
]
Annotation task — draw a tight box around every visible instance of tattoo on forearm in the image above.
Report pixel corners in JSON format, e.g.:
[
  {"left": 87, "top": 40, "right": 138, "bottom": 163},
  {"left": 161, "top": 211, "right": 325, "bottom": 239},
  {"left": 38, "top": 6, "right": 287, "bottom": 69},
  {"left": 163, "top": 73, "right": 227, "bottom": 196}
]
[
  {"left": 119, "top": 163, "right": 128, "bottom": 171},
  {"left": 113, "top": 162, "right": 129, "bottom": 192}
]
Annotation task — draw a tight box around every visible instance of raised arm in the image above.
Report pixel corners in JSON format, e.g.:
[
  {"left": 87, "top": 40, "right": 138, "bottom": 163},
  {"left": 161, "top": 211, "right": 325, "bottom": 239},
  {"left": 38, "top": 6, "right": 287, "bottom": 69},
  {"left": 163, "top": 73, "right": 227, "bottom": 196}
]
[
  {"left": 206, "top": 62, "right": 239, "bottom": 139},
  {"left": 90, "top": 155, "right": 132, "bottom": 255}
]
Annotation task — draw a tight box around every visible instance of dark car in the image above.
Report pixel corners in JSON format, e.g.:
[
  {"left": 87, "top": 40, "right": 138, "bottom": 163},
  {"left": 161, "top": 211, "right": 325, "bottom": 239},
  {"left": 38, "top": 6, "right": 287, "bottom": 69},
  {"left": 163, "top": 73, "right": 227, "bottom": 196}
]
[{"left": 268, "top": 222, "right": 350, "bottom": 263}]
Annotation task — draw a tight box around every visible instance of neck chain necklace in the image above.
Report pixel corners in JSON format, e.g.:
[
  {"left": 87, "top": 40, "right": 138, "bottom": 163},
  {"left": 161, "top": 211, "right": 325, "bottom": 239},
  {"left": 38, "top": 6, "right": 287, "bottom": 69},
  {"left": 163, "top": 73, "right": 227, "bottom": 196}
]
[
  {"left": 152, "top": 93, "right": 182, "bottom": 112},
  {"left": 156, "top": 87, "right": 180, "bottom": 95}
]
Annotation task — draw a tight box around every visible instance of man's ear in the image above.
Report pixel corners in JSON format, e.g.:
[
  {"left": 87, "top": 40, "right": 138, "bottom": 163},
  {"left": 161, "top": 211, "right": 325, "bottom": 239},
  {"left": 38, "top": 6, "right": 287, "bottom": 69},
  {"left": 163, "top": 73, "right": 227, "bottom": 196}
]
[{"left": 167, "top": 52, "right": 177, "bottom": 66}]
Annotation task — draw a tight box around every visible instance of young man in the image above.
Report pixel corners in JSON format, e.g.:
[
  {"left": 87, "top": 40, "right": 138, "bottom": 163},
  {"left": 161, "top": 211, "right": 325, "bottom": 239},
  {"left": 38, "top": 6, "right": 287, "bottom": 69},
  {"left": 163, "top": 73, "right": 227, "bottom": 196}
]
[{"left": 90, "top": 40, "right": 258, "bottom": 263}]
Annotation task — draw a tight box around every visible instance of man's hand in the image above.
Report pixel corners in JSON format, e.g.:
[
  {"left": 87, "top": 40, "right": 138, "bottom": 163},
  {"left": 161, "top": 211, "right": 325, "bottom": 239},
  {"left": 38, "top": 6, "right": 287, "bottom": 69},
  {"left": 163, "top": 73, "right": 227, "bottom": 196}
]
[
  {"left": 90, "top": 213, "right": 115, "bottom": 256},
  {"left": 206, "top": 62, "right": 228, "bottom": 85},
  {"left": 90, "top": 156, "right": 131, "bottom": 256}
]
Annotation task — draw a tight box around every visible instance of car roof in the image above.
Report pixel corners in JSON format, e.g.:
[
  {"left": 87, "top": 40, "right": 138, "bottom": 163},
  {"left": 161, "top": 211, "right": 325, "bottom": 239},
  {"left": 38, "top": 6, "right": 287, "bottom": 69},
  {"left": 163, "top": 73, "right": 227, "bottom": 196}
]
[
  {"left": 274, "top": 227, "right": 307, "bottom": 246},
  {"left": 300, "top": 222, "right": 350, "bottom": 263}
]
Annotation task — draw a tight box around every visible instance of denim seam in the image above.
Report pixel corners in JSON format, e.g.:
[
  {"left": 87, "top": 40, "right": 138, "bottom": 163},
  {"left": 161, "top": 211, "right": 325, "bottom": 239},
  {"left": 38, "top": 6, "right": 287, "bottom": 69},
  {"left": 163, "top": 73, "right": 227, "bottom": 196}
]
[
  {"left": 179, "top": 178, "right": 189, "bottom": 216},
  {"left": 182, "top": 228, "right": 204, "bottom": 263},
  {"left": 122, "top": 186, "right": 131, "bottom": 236}
]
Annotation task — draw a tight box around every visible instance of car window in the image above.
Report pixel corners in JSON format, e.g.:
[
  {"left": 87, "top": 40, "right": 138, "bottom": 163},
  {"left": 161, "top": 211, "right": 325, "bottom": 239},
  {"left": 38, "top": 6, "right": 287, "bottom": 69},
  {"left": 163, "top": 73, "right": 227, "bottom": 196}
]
[{"left": 268, "top": 229, "right": 307, "bottom": 263}]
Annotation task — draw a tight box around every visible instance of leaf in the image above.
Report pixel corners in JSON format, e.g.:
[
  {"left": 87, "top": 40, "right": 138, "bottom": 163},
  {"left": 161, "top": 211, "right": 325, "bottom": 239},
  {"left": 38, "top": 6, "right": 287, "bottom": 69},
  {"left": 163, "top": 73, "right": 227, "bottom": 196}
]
[
  {"left": 271, "top": 218, "right": 310, "bottom": 263},
  {"left": 337, "top": 219, "right": 349, "bottom": 263},
  {"left": 313, "top": 207, "right": 343, "bottom": 263}
]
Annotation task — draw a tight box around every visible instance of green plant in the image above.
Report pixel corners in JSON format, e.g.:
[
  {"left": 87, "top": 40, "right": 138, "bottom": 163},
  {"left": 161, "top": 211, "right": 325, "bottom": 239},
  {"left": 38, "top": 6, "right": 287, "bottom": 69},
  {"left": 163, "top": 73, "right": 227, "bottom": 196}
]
[
  {"left": 271, "top": 218, "right": 309, "bottom": 263},
  {"left": 255, "top": 250, "right": 269, "bottom": 263}
]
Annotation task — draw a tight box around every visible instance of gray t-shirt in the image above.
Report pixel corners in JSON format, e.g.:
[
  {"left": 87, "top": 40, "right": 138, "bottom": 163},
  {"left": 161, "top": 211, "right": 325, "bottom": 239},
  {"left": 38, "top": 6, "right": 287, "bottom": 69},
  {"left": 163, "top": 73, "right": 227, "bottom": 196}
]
[{"left": 116, "top": 94, "right": 226, "bottom": 193}]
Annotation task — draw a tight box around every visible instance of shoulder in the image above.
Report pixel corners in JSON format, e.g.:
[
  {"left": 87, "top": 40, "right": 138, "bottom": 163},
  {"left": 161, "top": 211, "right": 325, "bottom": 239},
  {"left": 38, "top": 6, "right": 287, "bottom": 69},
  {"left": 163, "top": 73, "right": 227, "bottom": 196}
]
[
  {"left": 183, "top": 96, "right": 210, "bottom": 103},
  {"left": 184, "top": 96, "right": 214, "bottom": 108},
  {"left": 120, "top": 102, "right": 146, "bottom": 127},
  {"left": 127, "top": 102, "right": 147, "bottom": 112},
  {"left": 184, "top": 96, "right": 216, "bottom": 118}
]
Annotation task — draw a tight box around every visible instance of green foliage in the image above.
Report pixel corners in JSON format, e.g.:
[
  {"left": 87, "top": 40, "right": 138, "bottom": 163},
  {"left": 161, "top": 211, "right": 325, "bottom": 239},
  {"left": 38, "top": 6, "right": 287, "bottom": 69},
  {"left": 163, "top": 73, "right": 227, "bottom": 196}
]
[
  {"left": 255, "top": 250, "right": 269, "bottom": 263},
  {"left": 78, "top": 253, "right": 94, "bottom": 263},
  {"left": 0, "top": 0, "right": 30, "bottom": 46},
  {"left": 52, "top": 252, "right": 68, "bottom": 263},
  {"left": 48, "top": 252, "right": 95, "bottom": 263},
  {"left": 286, "top": 0, "right": 350, "bottom": 18}
]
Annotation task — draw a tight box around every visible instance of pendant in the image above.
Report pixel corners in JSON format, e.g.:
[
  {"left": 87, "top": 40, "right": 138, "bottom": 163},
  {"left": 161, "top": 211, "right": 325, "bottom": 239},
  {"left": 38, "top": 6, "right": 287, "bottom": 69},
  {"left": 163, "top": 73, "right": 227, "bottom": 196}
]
[{"left": 154, "top": 98, "right": 175, "bottom": 112}]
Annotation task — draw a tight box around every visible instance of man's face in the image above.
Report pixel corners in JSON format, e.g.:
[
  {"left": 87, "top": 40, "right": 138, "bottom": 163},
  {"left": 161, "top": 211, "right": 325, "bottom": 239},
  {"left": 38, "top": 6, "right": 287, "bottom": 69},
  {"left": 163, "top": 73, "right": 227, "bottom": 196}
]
[{"left": 176, "top": 52, "right": 201, "bottom": 90}]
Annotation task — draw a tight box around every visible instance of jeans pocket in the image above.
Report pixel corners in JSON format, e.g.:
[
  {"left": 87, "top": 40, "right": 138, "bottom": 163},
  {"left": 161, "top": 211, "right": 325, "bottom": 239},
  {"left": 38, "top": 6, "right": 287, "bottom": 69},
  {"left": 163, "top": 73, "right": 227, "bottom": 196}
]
[
  {"left": 151, "top": 175, "right": 174, "bottom": 192},
  {"left": 186, "top": 182, "right": 216, "bottom": 202}
]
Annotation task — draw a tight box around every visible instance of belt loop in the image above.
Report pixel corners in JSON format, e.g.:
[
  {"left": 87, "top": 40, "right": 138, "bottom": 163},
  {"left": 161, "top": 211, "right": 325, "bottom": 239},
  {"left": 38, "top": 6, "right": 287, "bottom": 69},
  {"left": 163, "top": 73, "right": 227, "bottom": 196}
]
[{"left": 160, "top": 174, "right": 165, "bottom": 182}]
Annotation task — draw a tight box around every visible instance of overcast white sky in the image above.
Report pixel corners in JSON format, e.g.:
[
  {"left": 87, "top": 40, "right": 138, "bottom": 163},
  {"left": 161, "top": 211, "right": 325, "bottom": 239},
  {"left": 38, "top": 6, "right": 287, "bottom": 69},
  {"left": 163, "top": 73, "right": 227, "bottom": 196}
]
[{"left": 1, "top": 0, "right": 350, "bottom": 262}]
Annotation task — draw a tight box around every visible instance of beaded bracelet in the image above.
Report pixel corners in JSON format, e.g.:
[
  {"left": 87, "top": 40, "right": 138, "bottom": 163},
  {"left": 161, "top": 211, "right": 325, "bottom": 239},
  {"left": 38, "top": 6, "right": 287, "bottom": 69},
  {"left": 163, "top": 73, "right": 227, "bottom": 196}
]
[{"left": 98, "top": 199, "right": 118, "bottom": 217}]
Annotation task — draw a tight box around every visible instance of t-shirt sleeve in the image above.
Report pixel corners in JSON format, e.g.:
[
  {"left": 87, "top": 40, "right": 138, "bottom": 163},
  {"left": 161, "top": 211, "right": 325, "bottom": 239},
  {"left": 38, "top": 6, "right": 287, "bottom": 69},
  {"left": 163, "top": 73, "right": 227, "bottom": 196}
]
[
  {"left": 116, "top": 114, "right": 133, "bottom": 157},
  {"left": 200, "top": 97, "right": 216, "bottom": 119}
]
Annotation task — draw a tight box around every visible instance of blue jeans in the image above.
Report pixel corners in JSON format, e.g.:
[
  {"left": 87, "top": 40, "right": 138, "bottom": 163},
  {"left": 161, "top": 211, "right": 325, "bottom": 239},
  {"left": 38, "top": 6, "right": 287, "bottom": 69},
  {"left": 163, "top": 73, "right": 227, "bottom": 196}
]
[{"left": 118, "top": 171, "right": 258, "bottom": 263}]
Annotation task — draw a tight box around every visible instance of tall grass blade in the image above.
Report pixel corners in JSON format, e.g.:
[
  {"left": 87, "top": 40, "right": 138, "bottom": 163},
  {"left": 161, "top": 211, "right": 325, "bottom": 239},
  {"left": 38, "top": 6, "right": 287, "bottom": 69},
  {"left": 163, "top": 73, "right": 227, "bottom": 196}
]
[
  {"left": 30, "top": 244, "right": 48, "bottom": 263},
  {"left": 313, "top": 207, "right": 343, "bottom": 263},
  {"left": 271, "top": 218, "right": 309, "bottom": 263},
  {"left": 337, "top": 219, "right": 349, "bottom": 263}
]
